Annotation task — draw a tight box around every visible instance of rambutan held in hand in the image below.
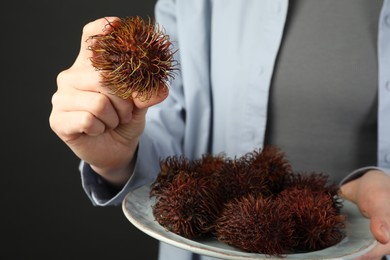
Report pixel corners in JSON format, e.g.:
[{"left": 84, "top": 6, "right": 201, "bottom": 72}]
[
  {"left": 88, "top": 16, "right": 177, "bottom": 101},
  {"left": 152, "top": 172, "right": 224, "bottom": 239}
]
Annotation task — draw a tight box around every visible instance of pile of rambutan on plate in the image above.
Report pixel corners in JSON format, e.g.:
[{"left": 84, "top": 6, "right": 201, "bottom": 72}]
[{"left": 150, "top": 146, "right": 346, "bottom": 256}]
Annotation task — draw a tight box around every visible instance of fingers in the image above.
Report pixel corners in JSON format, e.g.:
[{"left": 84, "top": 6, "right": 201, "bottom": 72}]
[
  {"left": 50, "top": 91, "right": 111, "bottom": 140},
  {"left": 370, "top": 215, "right": 390, "bottom": 245},
  {"left": 51, "top": 74, "right": 139, "bottom": 142},
  {"left": 50, "top": 109, "right": 106, "bottom": 140},
  {"left": 57, "top": 66, "right": 135, "bottom": 122},
  {"left": 359, "top": 171, "right": 390, "bottom": 245},
  {"left": 341, "top": 170, "right": 390, "bottom": 254},
  {"left": 75, "top": 16, "right": 120, "bottom": 68},
  {"left": 51, "top": 90, "right": 135, "bottom": 136}
]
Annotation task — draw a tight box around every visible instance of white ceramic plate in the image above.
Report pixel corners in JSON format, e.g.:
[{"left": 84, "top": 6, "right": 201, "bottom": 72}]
[{"left": 122, "top": 184, "right": 376, "bottom": 260}]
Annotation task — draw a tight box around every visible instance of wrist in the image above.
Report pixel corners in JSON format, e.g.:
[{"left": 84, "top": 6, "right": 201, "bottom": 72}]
[
  {"left": 91, "top": 158, "right": 135, "bottom": 189},
  {"left": 91, "top": 144, "right": 139, "bottom": 189}
]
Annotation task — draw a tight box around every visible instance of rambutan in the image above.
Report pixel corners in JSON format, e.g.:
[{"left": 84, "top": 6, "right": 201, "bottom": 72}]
[
  {"left": 283, "top": 172, "right": 343, "bottom": 212},
  {"left": 150, "top": 155, "right": 192, "bottom": 197},
  {"left": 215, "top": 194, "right": 295, "bottom": 256},
  {"left": 88, "top": 16, "right": 177, "bottom": 100},
  {"left": 150, "top": 153, "right": 226, "bottom": 197},
  {"left": 218, "top": 157, "right": 272, "bottom": 201},
  {"left": 191, "top": 153, "right": 226, "bottom": 178},
  {"left": 151, "top": 154, "right": 228, "bottom": 238},
  {"left": 152, "top": 172, "right": 224, "bottom": 238},
  {"left": 243, "top": 146, "right": 293, "bottom": 194},
  {"left": 278, "top": 186, "right": 346, "bottom": 251},
  {"left": 219, "top": 146, "right": 292, "bottom": 200}
]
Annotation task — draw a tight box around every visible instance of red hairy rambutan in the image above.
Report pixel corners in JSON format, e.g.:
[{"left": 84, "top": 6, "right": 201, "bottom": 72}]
[
  {"left": 243, "top": 146, "right": 293, "bottom": 194},
  {"left": 150, "top": 155, "right": 192, "bottom": 197},
  {"left": 218, "top": 157, "right": 272, "bottom": 201},
  {"left": 88, "top": 16, "right": 177, "bottom": 100},
  {"left": 283, "top": 172, "right": 343, "bottom": 212},
  {"left": 219, "top": 146, "right": 292, "bottom": 200},
  {"left": 152, "top": 172, "right": 224, "bottom": 239},
  {"left": 278, "top": 186, "right": 346, "bottom": 251},
  {"left": 150, "top": 154, "right": 226, "bottom": 197},
  {"left": 150, "top": 154, "right": 227, "bottom": 237},
  {"left": 191, "top": 153, "right": 226, "bottom": 178},
  {"left": 215, "top": 194, "right": 295, "bottom": 256}
]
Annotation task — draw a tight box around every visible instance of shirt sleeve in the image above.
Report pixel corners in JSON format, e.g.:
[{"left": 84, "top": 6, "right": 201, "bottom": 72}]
[
  {"left": 339, "top": 166, "right": 390, "bottom": 186},
  {"left": 80, "top": 160, "right": 139, "bottom": 206}
]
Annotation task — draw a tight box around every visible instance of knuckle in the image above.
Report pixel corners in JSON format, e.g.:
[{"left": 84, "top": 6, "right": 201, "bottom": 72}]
[
  {"left": 50, "top": 91, "right": 60, "bottom": 106},
  {"left": 91, "top": 94, "right": 111, "bottom": 115},
  {"left": 82, "top": 17, "right": 115, "bottom": 37},
  {"left": 56, "top": 69, "right": 69, "bottom": 87},
  {"left": 80, "top": 112, "right": 95, "bottom": 130}
]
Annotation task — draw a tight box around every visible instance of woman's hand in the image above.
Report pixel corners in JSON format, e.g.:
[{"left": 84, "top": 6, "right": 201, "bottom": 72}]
[
  {"left": 341, "top": 170, "right": 390, "bottom": 259},
  {"left": 49, "top": 17, "right": 168, "bottom": 188}
]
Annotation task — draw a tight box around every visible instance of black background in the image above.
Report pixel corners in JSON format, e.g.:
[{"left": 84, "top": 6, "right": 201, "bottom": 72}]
[{"left": 2, "top": 1, "right": 160, "bottom": 259}]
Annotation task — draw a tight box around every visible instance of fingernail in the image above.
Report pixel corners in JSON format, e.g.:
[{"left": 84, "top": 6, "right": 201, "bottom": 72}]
[{"left": 381, "top": 225, "right": 390, "bottom": 242}]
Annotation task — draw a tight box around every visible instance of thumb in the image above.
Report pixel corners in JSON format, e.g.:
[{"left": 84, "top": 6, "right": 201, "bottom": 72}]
[
  {"left": 370, "top": 216, "right": 390, "bottom": 244},
  {"left": 74, "top": 17, "right": 120, "bottom": 67},
  {"left": 132, "top": 87, "right": 170, "bottom": 109}
]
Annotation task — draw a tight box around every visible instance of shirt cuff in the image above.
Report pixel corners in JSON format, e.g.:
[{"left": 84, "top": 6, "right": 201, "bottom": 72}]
[
  {"left": 79, "top": 161, "right": 135, "bottom": 206},
  {"left": 339, "top": 166, "right": 390, "bottom": 186}
]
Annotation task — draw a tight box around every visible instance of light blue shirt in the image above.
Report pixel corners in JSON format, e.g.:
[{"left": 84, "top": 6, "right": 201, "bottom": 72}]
[{"left": 80, "top": 0, "right": 390, "bottom": 259}]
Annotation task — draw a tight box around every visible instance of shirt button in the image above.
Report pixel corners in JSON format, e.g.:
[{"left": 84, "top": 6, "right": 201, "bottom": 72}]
[
  {"left": 386, "top": 154, "right": 390, "bottom": 163},
  {"left": 386, "top": 14, "right": 390, "bottom": 27},
  {"left": 258, "top": 67, "right": 264, "bottom": 76},
  {"left": 386, "top": 81, "right": 390, "bottom": 91}
]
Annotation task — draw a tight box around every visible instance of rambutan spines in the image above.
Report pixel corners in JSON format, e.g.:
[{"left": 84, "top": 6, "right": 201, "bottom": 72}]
[
  {"left": 150, "top": 155, "right": 192, "bottom": 197},
  {"left": 149, "top": 154, "right": 225, "bottom": 197},
  {"left": 192, "top": 153, "right": 226, "bottom": 177},
  {"left": 243, "top": 146, "right": 293, "bottom": 193},
  {"left": 283, "top": 172, "right": 344, "bottom": 212},
  {"left": 151, "top": 154, "right": 227, "bottom": 238},
  {"left": 215, "top": 194, "right": 296, "bottom": 256},
  {"left": 89, "top": 16, "right": 177, "bottom": 101},
  {"left": 277, "top": 187, "right": 346, "bottom": 251},
  {"left": 218, "top": 158, "right": 273, "bottom": 201},
  {"left": 152, "top": 173, "right": 224, "bottom": 239}
]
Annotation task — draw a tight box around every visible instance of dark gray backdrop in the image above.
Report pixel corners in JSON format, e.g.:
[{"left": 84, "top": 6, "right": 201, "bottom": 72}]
[{"left": 2, "top": 1, "right": 160, "bottom": 259}]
